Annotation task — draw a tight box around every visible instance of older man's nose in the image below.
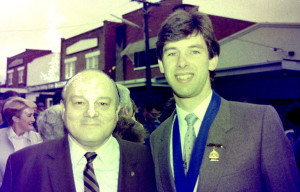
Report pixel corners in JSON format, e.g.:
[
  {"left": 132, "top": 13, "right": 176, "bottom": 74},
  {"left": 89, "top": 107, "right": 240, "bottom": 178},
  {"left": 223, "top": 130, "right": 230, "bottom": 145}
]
[{"left": 86, "top": 104, "right": 99, "bottom": 117}]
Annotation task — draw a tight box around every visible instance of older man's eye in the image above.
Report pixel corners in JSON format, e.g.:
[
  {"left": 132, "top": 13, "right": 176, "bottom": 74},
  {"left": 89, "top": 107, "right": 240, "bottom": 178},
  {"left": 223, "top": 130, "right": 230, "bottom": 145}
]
[{"left": 74, "top": 101, "right": 85, "bottom": 105}]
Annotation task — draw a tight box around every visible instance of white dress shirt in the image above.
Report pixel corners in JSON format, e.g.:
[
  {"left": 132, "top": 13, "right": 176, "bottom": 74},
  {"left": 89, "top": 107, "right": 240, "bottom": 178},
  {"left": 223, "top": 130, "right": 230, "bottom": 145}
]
[
  {"left": 170, "top": 91, "right": 212, "bottom": 192},
  {"left": 69, "top": 134, "right": 120, "bottom": 192},
  {"left": 8, "top": 127, "right": 31, "bottom": 151},
  {"left": 0, "top": 127, "right": 43, "bottom": 184}
]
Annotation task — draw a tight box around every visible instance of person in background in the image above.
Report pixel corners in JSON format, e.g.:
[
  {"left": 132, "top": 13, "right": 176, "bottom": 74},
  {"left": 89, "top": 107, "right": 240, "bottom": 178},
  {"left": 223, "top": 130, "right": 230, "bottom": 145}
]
[
  {"left": 33, "top": 102, "right": 45, "bottom": 131},
  {"left": 0, "top": 91, "right": 20, "bottom": 128},
  {"left": 1, "top": 70, "right": 156, "bottom": 192},
  {"left": 131, "top": 98, "right": 139, "bottom": 121},
  {"left": 116, "top": 84, "right": 134, "bottom": 118},
  {"left": 150, "top": 9, "right": 299, "bottom": 192},
  {"left": 142, "top": 96, "right": 163, "bottom": 135},
  {"left": 0, "top": 97, "right": 43, "bottom": 187},
  {"left": 159, "top": 97, "right": 176, "bottom": 123},
  {"left": 36, "top": 104, "right": 66, "bottom": 141},
  {"left": 114, "top": 84, "right": 148, "bottom": 143},
  {"left": 113, "top": 116, "right": 148, "bottom": 144},
  {"left": 53, "top": 90, "right": 62, "bottom": 105}
]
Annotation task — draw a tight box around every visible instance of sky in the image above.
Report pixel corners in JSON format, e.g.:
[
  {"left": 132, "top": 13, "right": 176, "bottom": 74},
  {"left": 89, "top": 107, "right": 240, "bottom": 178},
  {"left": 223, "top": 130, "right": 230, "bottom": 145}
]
[{"left": 0, "top": 0, "right": 299, "bottom": 84}]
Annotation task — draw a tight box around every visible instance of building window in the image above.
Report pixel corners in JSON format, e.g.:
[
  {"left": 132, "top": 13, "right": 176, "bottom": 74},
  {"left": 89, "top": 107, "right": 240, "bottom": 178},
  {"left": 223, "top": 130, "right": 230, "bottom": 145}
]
[
  {"left": 85, "top": 50, "right": 100, "bottom": 69},
  {"left": 8, "top": 70, "right": 13, "bottom": 85},
  {"left": 86, "top": 56, "right": 98, "bottom": 69},
  {"left": 65, "top": 62, "right": 75, "bottom": 79},
  {"left": 134, "top": 48, "right": 158, "bottom": 68},
  {"left": 64, "top": 57, "right": 77, "bottom": 79},
  {"left": 17, "top": 67, "right": 24, "bottom": 84}
]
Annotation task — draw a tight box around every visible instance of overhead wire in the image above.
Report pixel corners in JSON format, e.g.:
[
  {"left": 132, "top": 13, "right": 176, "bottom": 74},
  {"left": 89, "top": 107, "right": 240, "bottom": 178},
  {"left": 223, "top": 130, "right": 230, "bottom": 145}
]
[{"left": 0, "top": 1, "right": 140, "bottom": 33}]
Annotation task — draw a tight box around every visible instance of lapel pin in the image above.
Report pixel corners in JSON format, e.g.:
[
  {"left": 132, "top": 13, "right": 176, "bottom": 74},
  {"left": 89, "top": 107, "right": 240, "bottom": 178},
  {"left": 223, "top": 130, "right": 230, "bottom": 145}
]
[
  {"left": 209, "top": 146, "right": 219, "bottom": 162},
  {"left": 130, "top": 171, "right": 135, "bottom": 176}
]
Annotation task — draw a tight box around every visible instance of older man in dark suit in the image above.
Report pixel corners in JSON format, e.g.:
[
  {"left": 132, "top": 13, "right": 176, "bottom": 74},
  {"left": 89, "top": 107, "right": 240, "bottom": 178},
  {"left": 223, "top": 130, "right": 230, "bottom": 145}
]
[
  {"left": 150, "top": 9, "right": 299, "bottom": 192},
  {"left": 1, "top": 70, "right": 156, "bottom": 192}
]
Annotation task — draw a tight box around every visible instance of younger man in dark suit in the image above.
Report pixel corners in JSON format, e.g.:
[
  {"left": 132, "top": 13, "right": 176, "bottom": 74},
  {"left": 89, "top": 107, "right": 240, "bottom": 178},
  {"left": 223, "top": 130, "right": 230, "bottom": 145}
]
[
  {"left": 2, "top": 70, "right": 156, "bottom": 192},
  {"left": 150, "top": 9, "right": 299, "bottom": 192}
]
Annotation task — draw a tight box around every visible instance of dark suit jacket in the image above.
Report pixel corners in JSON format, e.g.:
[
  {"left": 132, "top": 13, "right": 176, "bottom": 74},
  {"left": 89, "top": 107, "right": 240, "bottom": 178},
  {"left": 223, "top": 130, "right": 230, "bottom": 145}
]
[
  {"left": 150, "top": 98, "right": 300, "bottom": 192},
  {"left": 1, "top": 136, "right": 157, "bottom": 192}
]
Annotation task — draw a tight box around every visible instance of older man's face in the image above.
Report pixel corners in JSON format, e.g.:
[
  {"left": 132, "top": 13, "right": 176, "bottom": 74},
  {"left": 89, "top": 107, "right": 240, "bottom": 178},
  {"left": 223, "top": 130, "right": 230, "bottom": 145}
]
[{"left": 61, "top": 71, "right": 119, "bottom": 150}]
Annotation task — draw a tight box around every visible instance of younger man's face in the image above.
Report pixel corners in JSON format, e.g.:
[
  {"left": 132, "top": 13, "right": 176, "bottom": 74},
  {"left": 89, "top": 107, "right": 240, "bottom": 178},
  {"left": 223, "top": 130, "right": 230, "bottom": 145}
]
[{"left": 158, "top": 33, "right": 218, "bottom": 100}]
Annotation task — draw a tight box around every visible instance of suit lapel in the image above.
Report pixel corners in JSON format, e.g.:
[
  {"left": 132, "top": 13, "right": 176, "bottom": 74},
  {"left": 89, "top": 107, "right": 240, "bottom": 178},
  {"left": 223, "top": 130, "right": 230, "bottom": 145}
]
[
  {"left": 197, "top": 98, "right": 233, "bottom": 191},
  {"left": 46, "top": 136, "right": 76, "bottom": 192},
  {"left": 157, "top": 112, "right": 176, "bottom": 191}
]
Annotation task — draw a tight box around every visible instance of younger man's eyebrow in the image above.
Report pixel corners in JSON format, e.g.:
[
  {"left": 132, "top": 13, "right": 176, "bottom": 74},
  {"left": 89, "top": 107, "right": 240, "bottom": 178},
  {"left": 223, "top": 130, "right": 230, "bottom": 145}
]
[
  {"left": 188, "top": 45, "right": 205, "bottom": 49},
  {"left": 163, "top": 47, "right": 177, "bottom": 53}
]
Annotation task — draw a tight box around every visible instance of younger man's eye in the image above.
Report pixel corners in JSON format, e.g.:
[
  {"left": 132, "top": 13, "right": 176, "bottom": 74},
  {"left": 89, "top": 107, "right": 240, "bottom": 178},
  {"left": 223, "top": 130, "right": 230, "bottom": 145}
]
[
  {"left": 191, "top": 50, "right": 200, "bottom": 54},
  {"left": 167, "top": 52, "right": 176, "bottom": 56}
]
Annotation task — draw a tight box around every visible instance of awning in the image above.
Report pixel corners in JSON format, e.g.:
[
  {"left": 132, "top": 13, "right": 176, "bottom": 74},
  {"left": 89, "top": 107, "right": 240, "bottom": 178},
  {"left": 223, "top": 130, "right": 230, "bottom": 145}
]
[
  {"left": 216, "top": 59, "right": 300, "bottom": 77},
  {"left": 120, "top": 36, "right": 158, "bottom": 64}
]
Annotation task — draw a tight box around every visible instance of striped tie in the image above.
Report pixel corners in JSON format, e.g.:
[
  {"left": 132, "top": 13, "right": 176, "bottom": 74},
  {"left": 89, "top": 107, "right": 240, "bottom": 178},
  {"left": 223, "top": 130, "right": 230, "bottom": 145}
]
[{"left": 84, "top": 152, "right": 100, "bottom": 192}]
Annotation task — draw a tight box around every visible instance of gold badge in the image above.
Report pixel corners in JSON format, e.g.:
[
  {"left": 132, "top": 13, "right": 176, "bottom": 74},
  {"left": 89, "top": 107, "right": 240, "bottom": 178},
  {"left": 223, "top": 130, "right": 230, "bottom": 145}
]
[{"left": 209, "top": 147, "right": 219, "bottom": 161}]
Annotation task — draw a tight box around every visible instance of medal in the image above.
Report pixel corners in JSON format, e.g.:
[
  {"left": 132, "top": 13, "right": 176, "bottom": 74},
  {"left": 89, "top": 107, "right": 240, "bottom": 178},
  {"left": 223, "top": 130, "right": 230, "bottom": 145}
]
[{"left": 209, "top": 146, "right": 219, "bottom": 161}]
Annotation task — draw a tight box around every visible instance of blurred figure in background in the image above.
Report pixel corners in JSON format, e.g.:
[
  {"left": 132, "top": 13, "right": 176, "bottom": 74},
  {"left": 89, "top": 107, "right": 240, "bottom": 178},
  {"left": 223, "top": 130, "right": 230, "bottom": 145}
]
[
  {"left": 36, "top": 104, "right": 66, "bottom": 141},
  {"left": 113, "top": 116, "right": 148, "bottom": 144},
  {"left": 0, "top": 90, "right": 20, "bottom": 128},
  {"left": 0, "top": 97, "right": 42, "bottom": 187},
  {"left": 159, "top": 97, "right": 176, "bottom": 123},
  {"left": 53, "top": 90, "right": 62, "bottom": 105},
  {"left": 116, "top": 84, "right": 134, "bottom": 118},
  {"left": 115, "top": 84, "right": 148, "bottom": 143},
  {"left": 142, "top": 96, "right": 163, "bottom": 135},
  {"left": 33, "top": 102, "right": 45, "bottom": 131},
  {"left": 131, "top": 98, "right": 139, "bottom": 121}
]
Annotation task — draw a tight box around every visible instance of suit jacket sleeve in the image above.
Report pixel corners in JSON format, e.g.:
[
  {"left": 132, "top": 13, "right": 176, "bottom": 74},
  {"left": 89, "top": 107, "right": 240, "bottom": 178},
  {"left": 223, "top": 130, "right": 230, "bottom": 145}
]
[
  {"left": 261, "top": 106, "right": 300, "bottom": 191},
  {"left": 1, "top": 155, "right": 13, "bottom": 192}
]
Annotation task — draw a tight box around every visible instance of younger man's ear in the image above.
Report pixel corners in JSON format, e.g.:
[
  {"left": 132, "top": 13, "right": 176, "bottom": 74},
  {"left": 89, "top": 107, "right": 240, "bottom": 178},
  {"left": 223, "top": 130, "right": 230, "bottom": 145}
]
[
  {"left": 208, "top": 56, "right": 218, "bottom": 71},
  {"left": 158, "top": 59, "right": 165, "bottom": 73},
  {"left": 60, "top": 100, "right": 65, "bottom": 119}
]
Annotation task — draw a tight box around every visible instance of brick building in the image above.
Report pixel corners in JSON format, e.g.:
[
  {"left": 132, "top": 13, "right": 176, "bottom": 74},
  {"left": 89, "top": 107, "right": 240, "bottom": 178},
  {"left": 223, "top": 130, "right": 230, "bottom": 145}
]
[
  {"left": 5, "top": 49, "right": 52, "bottom": 89},
  {"left": 60, "top": 21, "right": 120, "bottom": 81}
]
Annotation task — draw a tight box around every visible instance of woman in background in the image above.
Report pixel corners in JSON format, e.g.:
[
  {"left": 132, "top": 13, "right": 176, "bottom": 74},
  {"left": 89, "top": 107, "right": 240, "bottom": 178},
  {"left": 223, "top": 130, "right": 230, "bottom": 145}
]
[{"left": 0, "top": 97, "right": 43, "bottom": 187}]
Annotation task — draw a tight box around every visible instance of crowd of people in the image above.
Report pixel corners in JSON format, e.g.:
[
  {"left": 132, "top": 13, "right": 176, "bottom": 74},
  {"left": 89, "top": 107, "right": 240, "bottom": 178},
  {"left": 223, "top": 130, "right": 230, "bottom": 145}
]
[{"left": 0, "top": 9, "right": 299, "bottom": 192}]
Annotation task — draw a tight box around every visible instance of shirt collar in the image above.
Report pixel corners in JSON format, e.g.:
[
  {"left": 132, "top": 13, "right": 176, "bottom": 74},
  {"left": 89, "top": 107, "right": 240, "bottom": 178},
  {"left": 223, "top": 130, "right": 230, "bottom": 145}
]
[
  {"left": 7, "top": 126, "right": 30, "bottom": 140},
  {"left": 68, "top": 134, "right": 119, "bottom": 166},
  {"left": 176, "top": 91, "right": 213, "bottom": 127}
]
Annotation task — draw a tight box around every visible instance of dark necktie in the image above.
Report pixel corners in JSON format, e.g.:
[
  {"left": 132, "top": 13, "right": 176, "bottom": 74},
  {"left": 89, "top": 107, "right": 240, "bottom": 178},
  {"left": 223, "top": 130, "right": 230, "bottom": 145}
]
[
  {"left": 183, "top": 113, "right": 198, "bottom": 174},
  {"left": 84, "top": 152, "right": 100, "bottom": 192}
]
